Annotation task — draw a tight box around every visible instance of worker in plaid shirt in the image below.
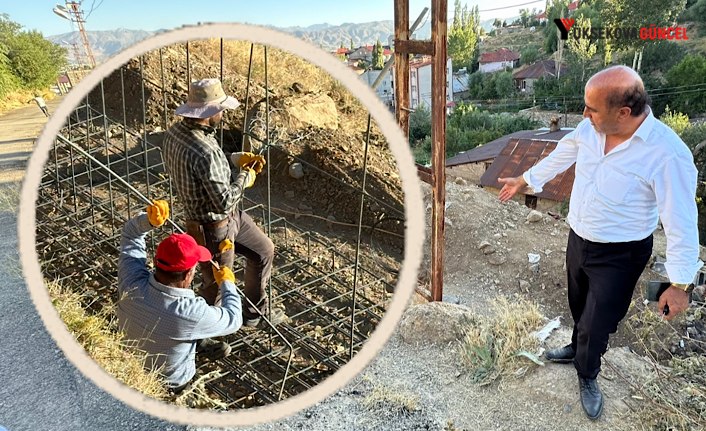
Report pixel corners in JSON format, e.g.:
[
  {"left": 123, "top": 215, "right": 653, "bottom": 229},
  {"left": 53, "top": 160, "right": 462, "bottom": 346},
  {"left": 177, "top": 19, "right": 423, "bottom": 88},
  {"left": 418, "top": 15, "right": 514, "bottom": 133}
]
[{"left": 162, "top": 78, "right": 282, "bottom": 329}]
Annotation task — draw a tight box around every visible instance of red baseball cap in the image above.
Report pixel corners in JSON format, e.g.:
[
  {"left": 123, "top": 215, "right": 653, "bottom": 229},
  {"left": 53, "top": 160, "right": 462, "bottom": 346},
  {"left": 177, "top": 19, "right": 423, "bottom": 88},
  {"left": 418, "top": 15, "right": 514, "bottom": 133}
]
[{"left": 155, "top": 233, "right": 212, "bottom": 272}]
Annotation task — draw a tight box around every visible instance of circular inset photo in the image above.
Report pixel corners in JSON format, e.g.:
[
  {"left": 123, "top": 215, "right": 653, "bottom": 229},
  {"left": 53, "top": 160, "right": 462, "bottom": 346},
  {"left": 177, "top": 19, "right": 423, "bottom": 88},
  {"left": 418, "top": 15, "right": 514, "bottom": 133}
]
[{"left": 20, "top": 25, "right": 423, "bottom": 426}]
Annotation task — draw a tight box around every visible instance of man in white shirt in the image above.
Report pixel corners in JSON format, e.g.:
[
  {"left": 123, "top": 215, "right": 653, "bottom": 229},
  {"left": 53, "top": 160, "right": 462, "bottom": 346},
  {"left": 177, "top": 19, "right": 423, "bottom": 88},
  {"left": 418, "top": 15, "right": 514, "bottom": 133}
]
[
  {"left": 27, "top": 94, "right": 49, "bottom": 117},
  {"left": 497, "top": 65, "right": 701, "bottom": 421}
]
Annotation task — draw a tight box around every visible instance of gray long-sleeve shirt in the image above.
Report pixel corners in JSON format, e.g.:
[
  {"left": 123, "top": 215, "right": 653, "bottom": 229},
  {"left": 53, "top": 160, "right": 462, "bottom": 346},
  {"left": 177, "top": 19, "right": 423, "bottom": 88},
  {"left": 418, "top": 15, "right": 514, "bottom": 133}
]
[{"left": 115, "top": 213, "right": 242, "bottom": 387}]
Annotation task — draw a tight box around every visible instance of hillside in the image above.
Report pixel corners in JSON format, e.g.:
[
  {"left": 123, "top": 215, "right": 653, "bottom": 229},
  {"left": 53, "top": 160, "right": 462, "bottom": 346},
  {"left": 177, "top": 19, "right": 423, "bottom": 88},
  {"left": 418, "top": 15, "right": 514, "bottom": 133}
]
[{"left": 46, "top": 21, "right": 399, "bottom": 62}]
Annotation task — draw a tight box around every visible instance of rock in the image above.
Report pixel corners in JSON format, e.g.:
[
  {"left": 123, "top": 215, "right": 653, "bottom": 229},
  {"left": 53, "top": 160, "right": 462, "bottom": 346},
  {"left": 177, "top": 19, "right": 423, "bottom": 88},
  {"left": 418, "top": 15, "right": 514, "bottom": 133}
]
[
  {"left": 445, "top": 217, "right": 453, "bottom": 226},
  {"left": 493, "top": 233, "right": 502, "bottom": 238},
  {"left": 564, "top": 404, "right": 572, "bottom": 413},
  {"left": 519, "top": 280, "right": 530, "bottom": 292},
  {"left": 507, "top": 222, "right": 516, "bottom": 229},
  {"left": 478, "top": 241, "right": 492, "bottom": 250},
  {"left": 398, "top": 302, "right": 476, "bottom": 344},
  {"left": 693, "top": 285, "right": 705, "bottom": 303},
  {"left": 289, "top": 162, "right": 305, "bottom": 179},
  {"left": 284, "top": 93, "right": 339, "bottom": 130},
  {"left": 545, "top": 249, "right": 552, "bottom": 256},
  {"left": 443, "top": 294, "right": 461, "bottom": 305},
  {"left": 530, "top": 263, "right": 540, "bottom": 274},
  {"left": 298, "top": 203, "right": 313, "bottom": 211},
  {"left": 284, "top": 190, "right": 295, "bottom": 199},
  {"left": 455, "top": 177, "right": 467, "bottom": 186},
  {"left": 482, "top": 246, "right": 496, "bottom": 255},
  {"left": 527, "top": 210, "right": 543, "bottom": 223},
  {"left": 561, "top": 247, "right": 567, "bottom": 253},
  {"left": 488, "top": 255, "right": 506, "bottom": 265},
  {"left": 326, "top": 215, "right": 336, "bottom": 226}
]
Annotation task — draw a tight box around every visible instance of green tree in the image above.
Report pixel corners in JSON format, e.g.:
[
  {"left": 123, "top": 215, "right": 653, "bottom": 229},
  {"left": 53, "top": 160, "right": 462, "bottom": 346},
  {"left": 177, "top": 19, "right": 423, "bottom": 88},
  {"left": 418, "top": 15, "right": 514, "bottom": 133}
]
[
  {"left": 663, "top": 54, "right": 706, "bottom": 116},
  {"left": 543, "top": 0, "right": 569, "bottom": 54},
  {"left": 566, "top": 15, "right": 597, "bottom": 81},
  {"left": 660, "top": 105, "right": 691, "bottom": 136},
  {"left": 521, "top": 45, "right": 539, "bottom": 65},
  {"left": 409, "top": 104, "right": 431, "bottom": 145},
  {"left": 340, "top": 41, "right": 345, "bottom": 49},
  {"left": 493, "top": 18, "right": 502, "bottom": 29},
  {"left": 372, "top": 39, "right": 384, "bottom": 70},
  {"left": 519, "top": 8, "right": 530, "bottom": 27},
  {"left": 601, "top": 0, "right": 687, "bottom": 57},
  {"left": 448, "top": 0, "right": 481, "bottom": 72},
  {"left": 350, "top": 39, "right": 355, "bottom": 50},
  {"left": 0, "top": 14, "right": 67, "bottom": 91},
  {"left": 495, "top": 71, "right": 515, "bottom": 98},
  {"left": 639, "top": 41, "right": 687, "bottom": 76}
]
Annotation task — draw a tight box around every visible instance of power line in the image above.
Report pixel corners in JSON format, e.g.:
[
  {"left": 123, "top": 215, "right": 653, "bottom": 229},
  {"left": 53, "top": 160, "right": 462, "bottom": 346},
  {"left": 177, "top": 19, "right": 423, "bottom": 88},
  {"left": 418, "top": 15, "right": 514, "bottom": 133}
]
[
  {"left": 85, "top": 0, "right": 105, "bottom": 21},
  {"left": 479, "top": 0, "right": 545, "bottom": 13}
]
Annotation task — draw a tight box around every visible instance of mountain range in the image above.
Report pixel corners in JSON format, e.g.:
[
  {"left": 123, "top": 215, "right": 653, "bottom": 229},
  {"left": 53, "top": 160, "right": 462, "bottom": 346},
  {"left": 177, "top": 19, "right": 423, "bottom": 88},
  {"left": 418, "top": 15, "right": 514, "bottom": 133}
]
[{"left": 45, "top": 18, "right": 514, "bottom": 63}]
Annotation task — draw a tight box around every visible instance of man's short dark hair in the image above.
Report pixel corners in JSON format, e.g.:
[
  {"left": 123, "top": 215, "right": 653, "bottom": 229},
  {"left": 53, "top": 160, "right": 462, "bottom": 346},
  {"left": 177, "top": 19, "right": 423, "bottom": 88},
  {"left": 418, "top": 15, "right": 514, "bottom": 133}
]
[
  {"left": 607, "top": 84, "right": 651, "bottom": 117},
  {"left": 155, "top": 266, "right": 190, "bottom": 285}
]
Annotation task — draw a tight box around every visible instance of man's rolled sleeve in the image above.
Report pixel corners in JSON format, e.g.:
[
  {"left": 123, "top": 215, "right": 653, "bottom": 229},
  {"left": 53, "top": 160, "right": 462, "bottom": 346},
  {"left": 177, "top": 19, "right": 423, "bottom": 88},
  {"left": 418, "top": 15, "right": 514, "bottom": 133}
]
[
  {"left": 190, "top": 280, "right": 243, "bottom": 340},
  {"left": 118, "top": 213, "right": 153, "bottom": 294},
  {"left": 651, "top": 152, "right": 703, "bottom": 284},
  {"left": 522, "top": 129, "right": 580, "bottom": 194}
]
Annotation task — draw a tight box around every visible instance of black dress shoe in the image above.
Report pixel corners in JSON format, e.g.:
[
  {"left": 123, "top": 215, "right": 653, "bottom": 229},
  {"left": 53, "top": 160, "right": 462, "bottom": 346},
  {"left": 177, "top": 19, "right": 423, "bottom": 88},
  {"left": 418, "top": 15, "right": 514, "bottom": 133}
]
[
  {"left": 579, "top": 376, "right": 603, "bottom": 420},
  {"left": 545, "top": 344, "right": 576, "bottom": 363}
]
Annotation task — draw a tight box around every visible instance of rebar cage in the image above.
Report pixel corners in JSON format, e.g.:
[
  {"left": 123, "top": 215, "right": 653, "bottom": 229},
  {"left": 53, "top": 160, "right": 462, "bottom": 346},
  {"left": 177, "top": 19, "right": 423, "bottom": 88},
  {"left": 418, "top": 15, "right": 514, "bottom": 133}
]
[{"left": 35, "top": 40, "right": 405, "bottom": 408}]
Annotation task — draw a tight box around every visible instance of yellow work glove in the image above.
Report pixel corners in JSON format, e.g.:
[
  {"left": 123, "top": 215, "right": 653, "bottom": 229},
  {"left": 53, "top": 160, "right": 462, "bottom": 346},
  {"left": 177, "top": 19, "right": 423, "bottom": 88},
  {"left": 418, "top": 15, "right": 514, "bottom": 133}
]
[
  {"left": 242, "top": 167, "right": 256, "bottom": 188},
  {"left": 231, "top": 152, "right": 266, "bottom": 174},
  {"left": 146, "top": 200, "right": 169, "bottom": 227},
  {"left": 219, "top": 238, "right": 233, "bottom": 253},
  {"left": 212, "top": 265, "right": 235, "bottom": 285}
]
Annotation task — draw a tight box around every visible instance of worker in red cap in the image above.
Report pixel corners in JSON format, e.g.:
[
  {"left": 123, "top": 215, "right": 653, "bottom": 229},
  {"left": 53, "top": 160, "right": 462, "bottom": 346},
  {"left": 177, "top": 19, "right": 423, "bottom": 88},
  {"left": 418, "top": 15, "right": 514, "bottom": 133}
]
[{"left": 115, "top": 200, "right": 243, "bottom": 394}]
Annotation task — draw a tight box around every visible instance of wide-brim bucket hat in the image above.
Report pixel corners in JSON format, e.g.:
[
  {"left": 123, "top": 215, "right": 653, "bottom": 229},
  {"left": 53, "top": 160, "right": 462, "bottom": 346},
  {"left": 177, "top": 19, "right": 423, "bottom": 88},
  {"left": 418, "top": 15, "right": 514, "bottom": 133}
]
[{"left": 175, "top": 78, "right": 240, "bottom": 118}]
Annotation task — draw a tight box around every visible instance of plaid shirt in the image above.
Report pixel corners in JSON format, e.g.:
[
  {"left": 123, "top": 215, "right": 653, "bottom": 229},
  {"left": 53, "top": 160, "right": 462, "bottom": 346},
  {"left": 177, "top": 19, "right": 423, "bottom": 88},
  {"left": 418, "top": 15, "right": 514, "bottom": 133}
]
[
  {"left": 162, "top": 118, "right": 247, "bottom": 223},
  {"left": 115, "top": 213, "right": 243, "bottom": 387}
]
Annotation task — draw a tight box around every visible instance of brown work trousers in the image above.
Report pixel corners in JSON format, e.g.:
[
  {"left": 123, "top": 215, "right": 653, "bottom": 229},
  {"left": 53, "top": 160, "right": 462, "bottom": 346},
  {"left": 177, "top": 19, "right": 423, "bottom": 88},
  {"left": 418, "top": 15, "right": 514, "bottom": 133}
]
[{"left": 186, "top": 210, "right": 274, "bottom": 319}]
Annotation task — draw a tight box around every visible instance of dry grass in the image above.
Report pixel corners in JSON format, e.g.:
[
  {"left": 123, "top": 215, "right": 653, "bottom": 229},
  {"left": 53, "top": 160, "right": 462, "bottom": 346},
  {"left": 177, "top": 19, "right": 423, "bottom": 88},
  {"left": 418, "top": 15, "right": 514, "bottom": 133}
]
[
  {"left": 624, "top": 305, "right": 706, "bottom": 430},
  {"left": 362, "top": 382, "right": 420, "bottom": 428},
  {"left": 0, "top": 88, "right": 57, "bottom": 116},
  {"left": 460, "top": 296, "right": 545, "bottom": 386},
  {"left": 46, "top": 280, "right": 170, "bottom": 401}
]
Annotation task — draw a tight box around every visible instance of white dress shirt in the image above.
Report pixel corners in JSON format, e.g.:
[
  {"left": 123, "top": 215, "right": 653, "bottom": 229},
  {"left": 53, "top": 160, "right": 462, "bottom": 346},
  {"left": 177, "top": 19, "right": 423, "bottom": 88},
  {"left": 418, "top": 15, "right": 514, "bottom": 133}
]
[{"left": 523, "top": 108, "right": 702, "bottom": 284}]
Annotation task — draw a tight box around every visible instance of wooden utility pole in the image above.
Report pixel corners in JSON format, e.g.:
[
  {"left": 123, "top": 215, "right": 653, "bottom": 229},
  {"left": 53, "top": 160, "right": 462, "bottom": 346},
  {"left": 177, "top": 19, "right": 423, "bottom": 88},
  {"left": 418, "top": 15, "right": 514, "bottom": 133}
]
[{"left": 394, "top": 0, "right": 447, "bottom": 302}]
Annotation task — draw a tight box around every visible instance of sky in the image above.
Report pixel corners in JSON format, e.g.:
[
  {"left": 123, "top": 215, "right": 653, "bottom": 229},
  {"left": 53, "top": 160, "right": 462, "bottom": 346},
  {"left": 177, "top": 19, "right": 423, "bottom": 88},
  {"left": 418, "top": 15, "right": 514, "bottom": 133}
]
[{"left": 3, "top": 0, "right": 547, "bottom": 37}]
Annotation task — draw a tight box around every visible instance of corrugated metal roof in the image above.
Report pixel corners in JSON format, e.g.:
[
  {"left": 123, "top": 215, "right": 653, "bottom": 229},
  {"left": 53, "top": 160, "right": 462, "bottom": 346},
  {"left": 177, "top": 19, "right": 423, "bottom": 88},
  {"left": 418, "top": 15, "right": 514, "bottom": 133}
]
[
  {"left": 446, "top": 128, "right": 573, "bottom": 166},
  {"left": 513, "top": 60, "right": 568, "bottom": 80},
  {"left": 452, "top": 74, "right": 468, "bottom": 93},
  {"left": 480, "top": 138, "right": 576, "bottom": 201}
]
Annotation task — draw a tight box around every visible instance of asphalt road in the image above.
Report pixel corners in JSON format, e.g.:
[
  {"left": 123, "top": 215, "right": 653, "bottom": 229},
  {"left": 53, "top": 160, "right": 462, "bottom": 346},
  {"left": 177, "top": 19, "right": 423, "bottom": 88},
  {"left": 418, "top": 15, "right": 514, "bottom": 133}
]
[{"left": 0, "top": 100, "right": 189, "bottom": 431}]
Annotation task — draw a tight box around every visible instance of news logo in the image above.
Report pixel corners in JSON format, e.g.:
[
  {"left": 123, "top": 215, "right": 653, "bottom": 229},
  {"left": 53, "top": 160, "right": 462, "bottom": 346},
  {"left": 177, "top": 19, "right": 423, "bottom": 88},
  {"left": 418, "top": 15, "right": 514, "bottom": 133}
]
[{"left": 554, "top": 18, "right": 575, "bottom": 40}]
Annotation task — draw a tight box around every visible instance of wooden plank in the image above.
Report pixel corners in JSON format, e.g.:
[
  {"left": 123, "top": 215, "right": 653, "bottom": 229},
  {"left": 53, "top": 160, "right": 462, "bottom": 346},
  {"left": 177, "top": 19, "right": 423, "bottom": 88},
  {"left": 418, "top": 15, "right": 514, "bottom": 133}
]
[
  {"left": 394, "top": 0, "right": 410, "bottom": 140},
  {"left": 395, "top": 39, "right": 435, "bottom": 56},
  {"left": 430, "top": 0, "right": 447, "bottom": 303},
  {"left": 416, "top": 163, "right": 433, "bottom": 185}
]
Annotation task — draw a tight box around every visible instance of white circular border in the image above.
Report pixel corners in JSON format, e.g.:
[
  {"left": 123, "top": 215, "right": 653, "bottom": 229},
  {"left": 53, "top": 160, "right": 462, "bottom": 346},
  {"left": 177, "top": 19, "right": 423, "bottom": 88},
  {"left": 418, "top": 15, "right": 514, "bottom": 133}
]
[{"left": 18, "top": 23, "right": 424, "bottom": 427}]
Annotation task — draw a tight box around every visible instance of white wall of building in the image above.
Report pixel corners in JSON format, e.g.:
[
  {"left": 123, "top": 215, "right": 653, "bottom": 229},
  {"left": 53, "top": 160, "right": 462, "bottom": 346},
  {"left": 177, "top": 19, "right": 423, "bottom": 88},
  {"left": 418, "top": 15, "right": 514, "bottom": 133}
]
[
  {"left": 413, "top": 57, "right": 453, "bottom": 110},
  {"left": 360, "top": 69, "right": 394, "bottom": 106},
  {"left": 480, "top": 60, "right": 514, "bottom": 73}
]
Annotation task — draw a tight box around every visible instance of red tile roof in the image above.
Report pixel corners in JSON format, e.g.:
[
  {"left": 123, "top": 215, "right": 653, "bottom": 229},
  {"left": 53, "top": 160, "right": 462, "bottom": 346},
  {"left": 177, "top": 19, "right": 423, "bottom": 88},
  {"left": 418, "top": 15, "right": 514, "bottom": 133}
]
[
  {"left": 335, "top": 48, "right": 350, "bottom": 55},
  {"left": 58, "top": 76, "right": 70, "bottom": 83},
  {"left": 446, "top": 101, "right": 456, "bottom": 107},
  {"left": 536, "top": 12, "right": 547, "bottom": 19},
  {"left": 480, "top": 138, "right": 575, "bottom": 201},
  {"left": 479, "top": 48, "right": 520, "bottom": 64},
  {"left": 364, "top": 46, "right": 393, "bottom": 55},
  {"left": 568, "top": 1, "right": 579, "bottom": 10}
]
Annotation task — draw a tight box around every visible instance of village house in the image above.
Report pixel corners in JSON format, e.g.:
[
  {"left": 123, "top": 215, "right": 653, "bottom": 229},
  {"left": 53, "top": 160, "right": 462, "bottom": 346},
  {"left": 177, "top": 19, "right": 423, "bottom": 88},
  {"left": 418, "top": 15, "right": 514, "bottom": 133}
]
[
  {"left": 346, "top": 45, "right": 393, "bottom": 65},
  {"left": 391, "top": 55, "right": 454, "bottom": 112},
  {"left": 360, "top": 68, "right": 394, "bottom": 108},
  {"left": 568, "top": 1, "right": 580, "bottom": 15},
  {"left": 446, "top": 127, "right": 575, "bottom": 210},
  {"left": 513, "top": 60, "right": 568, "bottom": 93},
  {"left": 479, "top": 48, "right": 520, "bottom": 73},
  {"left": 495, "top": 23, "right": 524, "bottom": 36},
  {"left": 479, "top": 137, "right": 576, "bottom": 210}
]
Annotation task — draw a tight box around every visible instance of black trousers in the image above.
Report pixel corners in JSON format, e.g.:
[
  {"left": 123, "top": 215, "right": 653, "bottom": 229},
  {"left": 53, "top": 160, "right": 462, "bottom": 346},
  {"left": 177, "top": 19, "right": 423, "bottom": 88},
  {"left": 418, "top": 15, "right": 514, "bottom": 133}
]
[{"left": 566, "top": 229, "right": 652, "bottom": 379}]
